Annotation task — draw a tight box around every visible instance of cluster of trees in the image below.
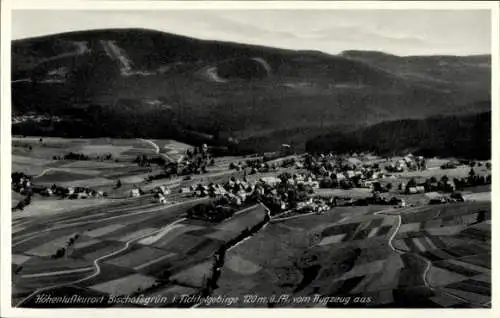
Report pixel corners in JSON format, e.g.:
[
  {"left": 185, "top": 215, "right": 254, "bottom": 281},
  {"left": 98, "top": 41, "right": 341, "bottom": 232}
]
[
  {"left": 135, "top": 155, "right": 153, "bottom": 167},
  {"left": 319, "top": 176, "right": 359, "bottom": 190},
  {"left": 12, "top": 172, "right": 32, "bottom": 191},
  {"left": 454, "top": 169, "right": 492, "bottom": 190},
  {"left": 50, "top": 233, "right": 80, "bottom": 259},
  {"left": 12, "top": 172, "right": 33, "bottom": 211},
  {"left": 345, "top": 193, "right": 403, "bottom": 207},
  {"left": 304, "top": 154, "right": 359, "bottom": 175},
  {"left": 402, "top": 169, "right": 491, "bottom": 194},
  {"left": 187, "top": 202, "right": 236, "bottom": 222},
  {"left": 306, "top": 111, "right": 491, "bottom": 160},
  {"left": 52, "top": 152, "right": 113, "bottom": 161},
  {"left": 182, "top": 145, "right": 215, "bottom": 174},
  {"left": 200, "top": 211, "right": 270, "bottom": 298},
  {"left": 53, "top": 152, "right": 89, "bottom": 160},
  {"left": 14, "top": 193, "right": 33, "bottom": 211}
]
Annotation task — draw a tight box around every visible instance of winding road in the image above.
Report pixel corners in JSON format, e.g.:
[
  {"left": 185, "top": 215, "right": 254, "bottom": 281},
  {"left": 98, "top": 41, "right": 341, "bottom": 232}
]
[
  {"left": 373, "top": 208, "right": 490, "bottom": 308},
  {"left": 15, "top": 217, "right": 186, "bottom": 308}
]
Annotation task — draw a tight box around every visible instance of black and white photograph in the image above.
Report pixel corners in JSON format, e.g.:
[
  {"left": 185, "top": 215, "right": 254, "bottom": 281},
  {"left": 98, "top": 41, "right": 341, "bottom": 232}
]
[{"left": 1, "top": 0, "right": 498, "bottom": 314}]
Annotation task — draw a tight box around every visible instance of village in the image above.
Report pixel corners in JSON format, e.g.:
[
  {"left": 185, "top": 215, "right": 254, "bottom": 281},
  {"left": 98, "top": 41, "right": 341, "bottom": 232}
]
[
  {"left": 10, "top": 137, "right": 492, "bottom": 308},
  {"left": 12, "top": 140, "right": 491, "bottom": 221}
]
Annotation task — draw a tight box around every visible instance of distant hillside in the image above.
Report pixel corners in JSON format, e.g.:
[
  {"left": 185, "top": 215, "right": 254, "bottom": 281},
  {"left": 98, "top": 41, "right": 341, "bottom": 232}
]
[
  {"left": 12, "top": 28, "right": 491, "bottom": 151},
  {"left": 306, "top": 111, "right": 491, "bottom": 160}
]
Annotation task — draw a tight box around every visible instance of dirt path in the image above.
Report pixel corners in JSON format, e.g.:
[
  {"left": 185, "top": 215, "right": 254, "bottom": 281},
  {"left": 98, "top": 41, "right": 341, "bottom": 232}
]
[
  {"left": 137, "top": 138, "right": 159, "bottom": 154},
  {"left": 206, "top": 67, "right": 227, "bottom": 83},
  {"left": 137, "top": 138, "right": 176, "bottom": 163},
  {"left": 34, "top": 168, "right": 54, "bottom": 179}
]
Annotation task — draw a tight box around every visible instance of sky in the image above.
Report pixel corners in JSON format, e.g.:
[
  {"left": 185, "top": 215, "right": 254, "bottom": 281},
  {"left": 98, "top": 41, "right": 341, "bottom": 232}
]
[{"left": 11, "top": 10, "right": 492, "bottom": 56}]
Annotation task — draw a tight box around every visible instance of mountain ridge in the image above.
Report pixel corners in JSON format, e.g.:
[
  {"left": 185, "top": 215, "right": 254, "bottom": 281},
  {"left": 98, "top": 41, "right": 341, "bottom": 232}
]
[{"left": 11, "top": 28, "right": 491, "bottom": 153}]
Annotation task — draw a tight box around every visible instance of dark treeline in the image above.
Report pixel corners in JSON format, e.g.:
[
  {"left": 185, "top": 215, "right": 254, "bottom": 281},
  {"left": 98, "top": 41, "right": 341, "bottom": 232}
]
[
  {"left": 12, "top": 93, "right": 491, "bottom": 160},
  {"left": 306, "top": 111, "right": 491, "bottom": 160}
]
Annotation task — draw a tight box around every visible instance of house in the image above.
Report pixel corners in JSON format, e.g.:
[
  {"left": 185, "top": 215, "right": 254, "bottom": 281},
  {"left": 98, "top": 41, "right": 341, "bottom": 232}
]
[
  {"left": 260, "top": 176, "right": 280, "bottom": 186},
  {"left": 345, "top": 170, "right": 355, "bottom": 178},
  {"left": 415, "top": 186, "right": 426, "bottom": 193},
  {"left": 155, "top": 194, "right": 167, "bottom": 204},
  {"left": 360, "top": 180, "right": 374, "bottom": 189},
  {"left": 398, "top": 199, "right": 407, "bottom": 208},
  {"left": 280, "top": 201, "right": 287, "bottom": 210},
  {"left": 66, "top": 187, "right": 75, "bottom": 195},
  {"left": 231, "top": 196, "right": 242, "bottom": 206},
  {"left": 450, "top": 192, "right": 464, "bottom": 202},
  {"left": 295, "top": 162, "right": 304, "bottom": 169},
  {"left": 130, "top": 189, "right": 141, "bottom": 197},
  {"left": 236, "top": 190, "right": 247, "bottom": 201},
  {"left": 336, "top": 173, "right": 346, "bottom": 181},
  {"left": 154, "top": 185, "right": 167, "bottom": 194},
  {"left": 446, "top": 181, "right": 456, "bottom": 191},
  {"left": 41, "top": 188, "right": 53, "bottom": 196},
  {"left": 426, "top": 192, "right": 446, "bottom": 204},
  {"left": 77, "top": 192, "right": 88, "bottom": 199}
]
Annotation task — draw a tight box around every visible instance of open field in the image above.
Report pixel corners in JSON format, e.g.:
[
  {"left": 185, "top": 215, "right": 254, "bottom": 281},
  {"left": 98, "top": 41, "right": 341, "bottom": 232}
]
[
  {"left": 314, "top": 188, "right": 372, "bottom": 199},
  {"left": 212, "top": 202, "right": 491, "bottom": 308},
  {"left": 12, "top": 195, "right": 268, "bottom": 306}
]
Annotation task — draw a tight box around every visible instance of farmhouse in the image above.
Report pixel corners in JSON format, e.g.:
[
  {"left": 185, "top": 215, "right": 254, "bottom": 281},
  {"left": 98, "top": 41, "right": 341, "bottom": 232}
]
[
  {"left": 180, "top": 187, "right": 191, "bottom": 194},
  {"left": 41, "top": 187, "right": 54, "bottom": 196},
  {"left": 154, "top": 185, "right": 170, "bottom": 195},
  {"left": 154, "top": 193, "right": 168, "bottom": 204},
  {"left": 427, "top": 192, "right": 447, "bottom": 204},
  {"left": 260, "top": 176, "right": 281, "bottom": 186}
]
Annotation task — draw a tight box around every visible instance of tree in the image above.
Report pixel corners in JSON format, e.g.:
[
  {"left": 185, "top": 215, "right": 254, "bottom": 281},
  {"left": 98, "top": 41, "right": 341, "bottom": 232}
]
[
  {"left": 440, "top": 175, "right": 449, "bottom": 184},
  {"left": 468, "top": 168, "right": 476, "bottom": 177},
  {"left": 15, "top": 200, "right": 26, "bottom": 211},
  {"left": 320, "top": 177, "right": 333, "bottom": 188},
  {"left": 278, "top": 172, "right": 292, "bottom": 183},
  {"left": 386, "top": 183, "right": 393, "bottom": 191},
  {"left": 116, "top": 179, "right": 122, "bottom": 189},
  {"left": 407, "top": 178, "right": 417, "bottom": 187}
]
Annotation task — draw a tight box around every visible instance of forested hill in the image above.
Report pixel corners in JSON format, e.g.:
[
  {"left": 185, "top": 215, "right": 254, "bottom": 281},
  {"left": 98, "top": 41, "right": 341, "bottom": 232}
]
[
  {"left": 306, "top": 111, "right": 491, "bottom": 160},
  {"left": 12, "top": 28, "right": 490, "bottom": 151}
]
